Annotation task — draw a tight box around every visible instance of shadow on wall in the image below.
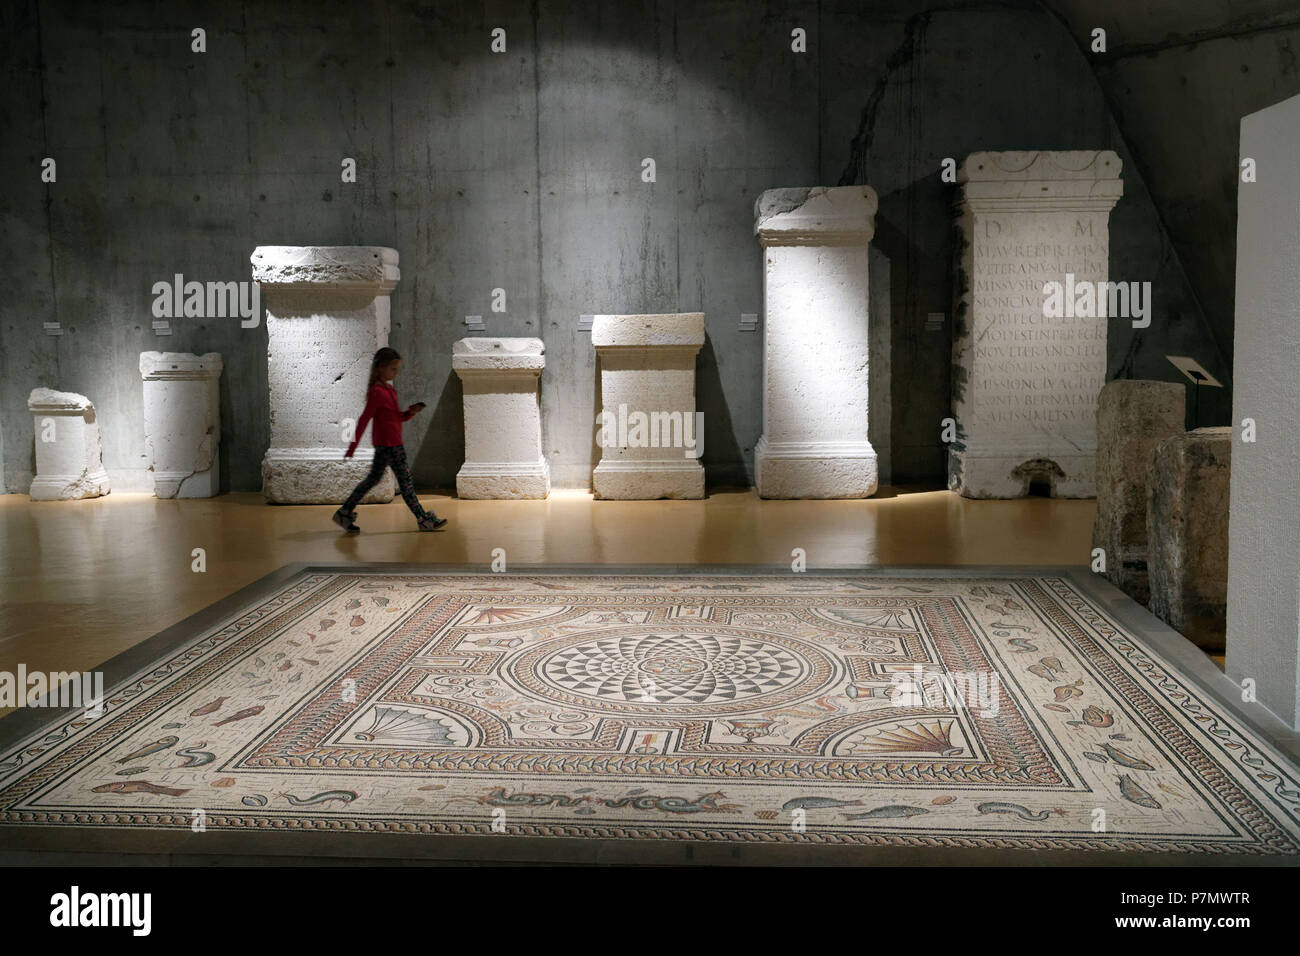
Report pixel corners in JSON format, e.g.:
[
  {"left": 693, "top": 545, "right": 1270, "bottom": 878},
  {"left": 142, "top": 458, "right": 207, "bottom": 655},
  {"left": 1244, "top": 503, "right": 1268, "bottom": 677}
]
[
  {"left": 411, "top": 373, "right": 463, "bottom": 490},
  {"left": 697, "top": 335, "right": 746, "bottom": 487}
]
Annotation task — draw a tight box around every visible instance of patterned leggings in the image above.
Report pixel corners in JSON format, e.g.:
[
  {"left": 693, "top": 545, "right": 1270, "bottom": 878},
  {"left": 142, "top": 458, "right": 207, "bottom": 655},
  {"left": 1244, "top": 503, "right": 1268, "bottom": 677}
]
[{"left": 343, "top": 445, "right": 430, "bottom": 520}]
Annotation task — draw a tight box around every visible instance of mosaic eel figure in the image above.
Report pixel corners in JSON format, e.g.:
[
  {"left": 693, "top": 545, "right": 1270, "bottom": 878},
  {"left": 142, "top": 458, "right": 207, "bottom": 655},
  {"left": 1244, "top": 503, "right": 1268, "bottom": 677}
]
[
  {"left": 604, "top": 791, "right": 740, "bottom": 814},
  {"left": 976, "top": 801, "right": 1052, "bottom": 822}
]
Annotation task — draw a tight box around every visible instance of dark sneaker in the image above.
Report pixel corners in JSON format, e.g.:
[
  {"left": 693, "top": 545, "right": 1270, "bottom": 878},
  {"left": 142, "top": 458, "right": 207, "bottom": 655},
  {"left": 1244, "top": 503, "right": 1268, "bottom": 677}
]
[
  {"left": 418, "top": 516, "right": 448, "bottom": 531},
  {"left": 332, "top": 508, "right": 360, "bottom": 533}
]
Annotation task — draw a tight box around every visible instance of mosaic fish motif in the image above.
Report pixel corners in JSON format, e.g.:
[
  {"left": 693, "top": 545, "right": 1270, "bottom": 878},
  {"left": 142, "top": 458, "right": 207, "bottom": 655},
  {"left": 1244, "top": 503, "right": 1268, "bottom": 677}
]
[
  {"left": 114, "top": 736, "right": 178, "bottom": 764},
  {"left": 844, "top": 805, "right": 930, "bottom": 820},
  {"left": 93, "top": 781, "right": 189, "bottom": 797}
]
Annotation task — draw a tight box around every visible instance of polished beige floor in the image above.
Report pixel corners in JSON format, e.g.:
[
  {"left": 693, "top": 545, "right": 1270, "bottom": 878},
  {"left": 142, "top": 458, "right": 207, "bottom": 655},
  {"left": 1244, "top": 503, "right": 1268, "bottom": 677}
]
[{"left": 0, "top": 486, "right": 1102, "bottom": 715}]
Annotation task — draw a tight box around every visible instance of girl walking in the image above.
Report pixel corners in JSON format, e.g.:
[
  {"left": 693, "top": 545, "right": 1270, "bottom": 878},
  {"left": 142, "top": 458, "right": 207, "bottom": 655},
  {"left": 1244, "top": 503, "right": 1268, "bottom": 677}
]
[{"left": 334, "top": 347, "right": 447, "bottom": 533}]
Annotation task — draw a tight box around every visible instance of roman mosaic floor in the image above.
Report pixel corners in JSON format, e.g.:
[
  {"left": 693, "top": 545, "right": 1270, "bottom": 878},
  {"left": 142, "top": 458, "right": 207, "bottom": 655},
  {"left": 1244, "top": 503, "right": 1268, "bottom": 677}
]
[{"left": 1, "top": 566, "right": 1296, "bottom": 862}]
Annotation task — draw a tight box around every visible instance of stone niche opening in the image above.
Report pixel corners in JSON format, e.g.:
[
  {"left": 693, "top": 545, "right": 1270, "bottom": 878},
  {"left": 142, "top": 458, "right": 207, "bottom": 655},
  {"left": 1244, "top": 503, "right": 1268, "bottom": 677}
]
[{"left": 1011, "top": 457, "right": 1067, "bottom": 497}]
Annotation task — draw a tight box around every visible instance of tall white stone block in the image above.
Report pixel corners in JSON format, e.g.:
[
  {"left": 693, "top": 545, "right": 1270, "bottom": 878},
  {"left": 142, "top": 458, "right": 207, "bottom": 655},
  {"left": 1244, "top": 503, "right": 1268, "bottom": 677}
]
[
  {"left": 252, "top": 246, "right": 398, "bottom": 504},
  {"left": 453, "top": 338, "right": 549, "bottom": 499},
  {"left": 27, "top": 389, "right": 110, "bottom": 500},
  {"left": 592, "top": 313, "right": 705, "bottom": 500},
  {"left": 1227, "top": 93, "right": 1300, "bottom": 730},
  {"left": 139, "top": 352, "right": 223, "bottom": 498},
  {"left": 753, "top": 186, "right": 878, "bottom": 499},
  {"left": 949, "top": 151, "right": 1123, "bottom": 498}
]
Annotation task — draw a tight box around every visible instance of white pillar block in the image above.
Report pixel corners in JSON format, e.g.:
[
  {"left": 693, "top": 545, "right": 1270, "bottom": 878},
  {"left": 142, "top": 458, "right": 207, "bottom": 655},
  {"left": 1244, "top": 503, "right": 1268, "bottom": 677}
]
[
  {"left": 453, "top": 337, "right": 549, "bottom": 499},
  {"left": 1226, "top": 93, "right": 1300, "bottom": 729},
  {"left": 592, "top": 313, "right": 705, "bottom": 500},
  {"left": 251, "top": 245, "right": 399, "bottom": 504},
  {"left": 950, "top": 150, "right": 1123, "bottom": 498},
  {"left": 139, "top": 352, "right": 223, "bottom": 498},
  {"left": 27, "top": 389, "right": 110, "bottom": 500},
  {"left": 753, "top": 186, "right": 878, "bottom": 499}
]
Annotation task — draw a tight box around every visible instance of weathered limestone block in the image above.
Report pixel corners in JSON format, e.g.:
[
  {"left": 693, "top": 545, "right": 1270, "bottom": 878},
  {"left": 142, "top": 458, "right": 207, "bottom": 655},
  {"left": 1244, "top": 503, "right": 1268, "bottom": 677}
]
[
  {"left": 139, "top": 352, "right": 223, "bottom": 498},
  {"left": 950, "top": 150, "right": 1124, "bottom": 498},
  {"left": 1092, "top": 380, "right": 1186, "bottom": 604},
  {"left": 252, "top": 246, "right": 398, "bottom": 504},
  {"left": 592, "top": 313, "right": 705, "bottom": 500},
  {"left": 27, "top": 389, "right": 111, "bottom": 500},
  {"left": 753, "top": 186, "right": 878, "bottom": 498},
  {"left": 453, "top": 338, "right": 549, "bottom": 499},
  {"left": 1227, "top": 92, "right": 1300, "bottom": 729},
  {"left": 1148, "top": 428, "right": 1231, "bottom": 650}
]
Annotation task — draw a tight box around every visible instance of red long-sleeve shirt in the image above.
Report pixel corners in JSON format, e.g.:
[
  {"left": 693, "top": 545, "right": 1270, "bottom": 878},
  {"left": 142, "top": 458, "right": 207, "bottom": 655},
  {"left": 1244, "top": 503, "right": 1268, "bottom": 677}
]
[{"left": 345, "top": 382, "right": 416, "bottom": 456}]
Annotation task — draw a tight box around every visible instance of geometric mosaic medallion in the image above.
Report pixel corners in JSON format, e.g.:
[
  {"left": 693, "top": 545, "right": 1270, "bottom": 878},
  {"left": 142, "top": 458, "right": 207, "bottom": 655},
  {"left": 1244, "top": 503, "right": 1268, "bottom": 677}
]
[{"left": 2, "top": 570, "right": 1298, "bottom": 856}]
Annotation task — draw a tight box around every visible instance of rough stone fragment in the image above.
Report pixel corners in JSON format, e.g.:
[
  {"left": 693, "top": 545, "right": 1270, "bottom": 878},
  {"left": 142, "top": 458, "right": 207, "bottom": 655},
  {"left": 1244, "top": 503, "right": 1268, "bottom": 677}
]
[
  {"left": 753, "top": 185, "right": 879, "bottom": 498},
  {"left": 252, "top": 245, "right": 399, "bottom": 504},
  {"left": 592, "top": 313, "right": 705, "bottom": 500},
  {"left": 27, "top": 388, "right": 111, "bottom": 500},
  {"left": 453, "top": 338, "right": 549, "bottom": 499},
  {"left": 949, "top": 150, "right": 1124, "bottom": 498},
  {"left": 140, "top": 352, "right": 223, "bottom": 498},
  {"left": 1147, "top": 427, "right": 1231, "bottom": 650},
  {"left": 1092, "top": 379, "right": 1186, "bottom": 604}
]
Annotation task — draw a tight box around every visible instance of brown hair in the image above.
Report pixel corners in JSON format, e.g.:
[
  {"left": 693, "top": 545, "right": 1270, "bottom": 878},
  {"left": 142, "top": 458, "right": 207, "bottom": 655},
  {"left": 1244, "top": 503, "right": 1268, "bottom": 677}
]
[{"left": 368, "top": 347, "right": 402, "bottom": 387}]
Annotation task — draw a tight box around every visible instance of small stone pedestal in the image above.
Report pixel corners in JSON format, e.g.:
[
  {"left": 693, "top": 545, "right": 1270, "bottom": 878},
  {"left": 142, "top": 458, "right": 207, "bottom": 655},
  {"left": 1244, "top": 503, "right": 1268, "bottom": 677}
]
[
  {"left": 1092, "top": 380, "right": 1186, "bottom": 604},
  {"left": 27, "top": 388, "right": 110, "bottom": 500},
  {"left": 949, "top": 151, "right": 1123, "bottom": 498},
  {"left": 592, "top": 313, "right": 705, "bottom": 500},
  {"left": 1148, "top": 427, "right": 1231, "bottom": 650},
  {"left": 453, "top": 338, "right": 549, "bottom": 499},
  {"left": 753, "top": 186, "right": 878, "bottom": 498},
  {"left": 140, "top": 352, "right": 223, "bottom": 498},
  {"left": 252, "top": 245, "right": 398, "bottom": 504}
]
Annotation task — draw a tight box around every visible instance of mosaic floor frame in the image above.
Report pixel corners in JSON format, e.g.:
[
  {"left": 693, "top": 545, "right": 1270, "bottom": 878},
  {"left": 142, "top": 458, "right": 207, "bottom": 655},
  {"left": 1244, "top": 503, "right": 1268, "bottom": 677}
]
[{"left": 2, "top": 564, "right": 1298, "bottom": 865}]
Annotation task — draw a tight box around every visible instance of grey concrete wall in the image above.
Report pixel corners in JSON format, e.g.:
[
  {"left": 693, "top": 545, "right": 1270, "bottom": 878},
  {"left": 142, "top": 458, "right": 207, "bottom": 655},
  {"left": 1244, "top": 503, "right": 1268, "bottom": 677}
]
[
  {"left": 1226, "top": 92, "right": 1300, "bottom": 730},
  {"left": 0, "top": 0, "right": 1242, "bottom": 493},
  {"left": 1044, "top": 0, "right": 1300, "bottom": 387}
]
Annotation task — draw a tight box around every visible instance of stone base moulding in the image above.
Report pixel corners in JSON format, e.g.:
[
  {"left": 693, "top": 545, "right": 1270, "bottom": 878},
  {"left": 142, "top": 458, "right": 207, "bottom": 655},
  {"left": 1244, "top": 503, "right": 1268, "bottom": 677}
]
[
  {"left": 260, "top": 449, "right": 395, "bottom": 505},
  {"left": 592, "top": 313, "right": 705, "bottom": 500},
  {"left": 754, "top": 185, "right": 879, "bottom": 499},
  {"left": 139, "top": 351, "right": 223, "bottom": 499},
  {"left": 754, "top": 439, "right": 879, "bottom": 500},
  {"left": 949, "top": 150, "right": 1123, "bottom": 499},
  {"left": 453, "top": 337, "right": 549, "bottom": 500},
  {"left": 26, "top": 388, "right": 111, "bottom": 501},
  {"left": 252, "top": 245, "right": 399, "bottom": 505},
  {"left": 948, "top": 446, "right": 1096, "bottom": 500}
]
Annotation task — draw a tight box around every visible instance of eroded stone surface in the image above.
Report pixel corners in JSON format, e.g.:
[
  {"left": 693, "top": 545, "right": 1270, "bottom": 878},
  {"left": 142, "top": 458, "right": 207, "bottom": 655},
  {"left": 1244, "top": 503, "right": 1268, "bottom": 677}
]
[
  {"left": 253, "top": 245, "right": 398, "bottom": 504},
  {"left": 592, "top": 314, "right": 705, "bottom": 500},
  {"left": 754, "top": 185, "right": 878, "bottom": 499},
  {"left": 949, "top": 150, "right": 1123, "bottom": 498},
  {"left": 27, "top": 388, "right": 110, "bottom": 500},
  {"left": 1092, "top": 380, "right": 1186, "bottom": 604},
  {"left": 453, "top": 338, "right": 549, "bottom": 499},
  {"left": 140, "top": 352, "right": 223, "bottom": 498},
  {"left": 1148, "top": 427, "right": 1231, "bottom": 650}
]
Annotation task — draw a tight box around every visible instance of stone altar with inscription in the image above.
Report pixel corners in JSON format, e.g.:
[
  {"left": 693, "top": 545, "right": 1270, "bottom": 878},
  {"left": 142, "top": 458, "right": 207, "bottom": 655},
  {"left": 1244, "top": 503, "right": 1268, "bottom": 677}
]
[
  {"left": 453, "top": 337, "right": 549, "bottom": 499},
  {"left": 27, "top": 388, "right": 111, "bottom": 500},
  {"left": 252, "top": 246, "right": 398, "bottom": 504},
  {"left": 140, "top": 351, "right": 223, "bottom": 498},
  {"left": 949, "top": 151, "right": 1123, "bottom": 498},
  {"left": 592, "top": 313, "right": 706, "bottom": 500},
  {"left": 753, "top": 186, "right": 879, "bottom": 498}
]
